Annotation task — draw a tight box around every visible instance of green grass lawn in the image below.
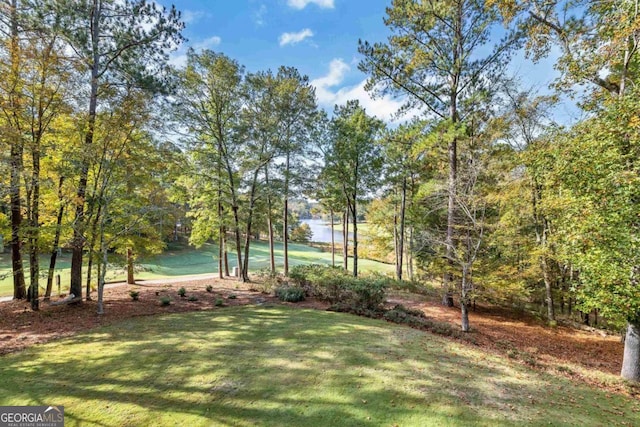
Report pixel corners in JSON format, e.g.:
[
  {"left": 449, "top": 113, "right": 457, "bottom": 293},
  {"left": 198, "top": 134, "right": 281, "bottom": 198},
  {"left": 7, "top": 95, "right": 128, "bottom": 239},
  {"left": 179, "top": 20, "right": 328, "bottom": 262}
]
[
  {"left": 0, "top": 241, "right": 393, "bottom": 297},
  {"left": 0, "top": 306, "right": 637, "bottom": 426}
]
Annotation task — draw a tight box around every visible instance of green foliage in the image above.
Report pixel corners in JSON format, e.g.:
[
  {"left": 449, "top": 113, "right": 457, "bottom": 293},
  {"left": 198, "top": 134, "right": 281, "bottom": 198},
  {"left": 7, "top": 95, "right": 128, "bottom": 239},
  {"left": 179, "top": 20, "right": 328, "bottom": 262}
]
[
  {"left": 253, "top": 268, "right": 281, "bottom": 294},
  {"left": 290, "top": 223, "right": 313, "bottom": 243},
  {"left": 274, "top": 285, "right": 305, "bottom": 302},
  {"left": 129, "top": 290, "right": 140, "bottom": 301},
  {"left": 289, "top": 264, "right": 387, "bottom": 311},
  {"left": 227, "top": 294, "right": 237, "bottom": 299},
  {"left": 188, "top": 295, "right": 198, "bottom": 302},
  {"left": 215, "top": 298, "right": 224, "bottom": 307},
  {"left": 205, "top": 285, "right": 213, "bottom": 293},
  {"left": 159, "top": 297, "right": 171, "bottom": 306},
  {"left": 178, "top": 287, "right": 186, "bottom": 297}
]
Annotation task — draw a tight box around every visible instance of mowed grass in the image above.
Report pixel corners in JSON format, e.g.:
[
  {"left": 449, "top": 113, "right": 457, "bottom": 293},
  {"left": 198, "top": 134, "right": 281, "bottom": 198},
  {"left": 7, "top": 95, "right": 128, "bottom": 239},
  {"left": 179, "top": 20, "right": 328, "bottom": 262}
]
[
  {"left": 0, "top": 241, "right": 393, "bottom": 297},
  {"left": 1, "top": 306, "right": 638, "bottom": 427}
]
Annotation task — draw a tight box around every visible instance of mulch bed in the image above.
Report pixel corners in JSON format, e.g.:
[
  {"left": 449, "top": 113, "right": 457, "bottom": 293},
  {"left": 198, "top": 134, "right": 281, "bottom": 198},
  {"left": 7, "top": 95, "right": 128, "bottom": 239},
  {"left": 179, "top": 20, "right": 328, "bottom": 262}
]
[{"left": 0, "top": 278, "right": 630, "bottom": 394}]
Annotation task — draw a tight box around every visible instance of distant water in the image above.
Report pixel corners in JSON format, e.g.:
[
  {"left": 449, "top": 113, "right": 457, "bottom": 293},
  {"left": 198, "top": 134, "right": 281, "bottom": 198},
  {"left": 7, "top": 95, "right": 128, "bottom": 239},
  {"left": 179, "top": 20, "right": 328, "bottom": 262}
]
[{"left": 300, "top": 219, "right": 352, "bottom": 243}]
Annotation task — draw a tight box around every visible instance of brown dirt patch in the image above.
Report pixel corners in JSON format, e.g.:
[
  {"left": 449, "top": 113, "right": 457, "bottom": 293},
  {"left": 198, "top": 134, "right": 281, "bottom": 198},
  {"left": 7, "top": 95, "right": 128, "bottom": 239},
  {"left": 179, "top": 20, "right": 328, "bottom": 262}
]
[{"left": 386, "top": 291, "right": 626, "bottom": 389}]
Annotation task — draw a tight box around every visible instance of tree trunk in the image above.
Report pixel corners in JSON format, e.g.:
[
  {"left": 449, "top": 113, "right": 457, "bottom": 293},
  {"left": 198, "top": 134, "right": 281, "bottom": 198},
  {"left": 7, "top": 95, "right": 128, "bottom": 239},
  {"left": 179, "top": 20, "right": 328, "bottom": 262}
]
[
  {"left": 330, "top": 208, "right": 335, "bottom": 267},
  {"left": 283, "top": 153, "right": 290, "bottom": 277},
  {"left": 127, "top": 248, "right": 134, "bottom": 284},
  {"left": 265, "top": 166, "right": 275, "bottom": 273},
  {"left": 398, "top": 176, "right": 407, "bottom": 281},
  {"left": 242, "top": 169, "right": 260, "bottom": 282},
  {"left": 9, "top": 0, "right": 26, "bottom": 300},
  {"left": 45, "top": 177, "right": 65, "bottom": 301},
  {"left": 231, "top": 205, "right": 244, "bottom": 282},
  {"left": 541, "top": 256, "right": 556, "bottom": 323},
  {"left": 71, "top": 3, "right": 102, "bottom": 300},
  {"left": 621, "top": 320, "right": 640, "bottom": 382},
  {"left": 461, "top": 264, "right": 471, "bottom": 332},
  {"left": 28, "top": 143, "right": 41, "bottom": 311},
  {"left": 342, "top": 208, "right": 348, "bottom": 271},
  {"left": 443, "top": 137, "right": 457, "bottom": 307},
  {"left": 407, "top": 226, "right": 414, "bottom": 281},
  {"left": 217, "top": 201, "right": 223, "bottom": 279},
  {"left": 351, "top": 199, "right": 358, "bottom": 277},
  {"left": 393, "top": 198, "right": 399, "bottom": 280},
  {"left": 223, "top": 228, "right": 230, "bottom": 276}
]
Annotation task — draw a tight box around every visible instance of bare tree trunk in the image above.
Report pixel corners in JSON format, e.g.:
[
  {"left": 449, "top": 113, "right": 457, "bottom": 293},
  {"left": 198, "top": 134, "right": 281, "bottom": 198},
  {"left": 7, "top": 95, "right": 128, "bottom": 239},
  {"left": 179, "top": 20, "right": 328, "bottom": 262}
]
[
  {"left": 621, "top": 320, "right": 640, "bottom": 382},
  {"left": 242, "top": 169, "right": 260, "bottom": 281},
  {"left": 223, "top": 229, "right": 230, "bottom": 276},
  {"left": 265, "top": 166, "right": 275, "bottom": 273},
  {"left": 351, "top": 199, "right": 358, "bottom": 277},
  {"left": 9, "top": 0, "right": 25, "bottom": 300},
  {"left": 45, "top": 177, "right": 65, "bottom": 301},
  {"left": 71, "top": 36, "right": 100, "bottom": 302},
  {"left": 217, "top": 201, "right": 223, "bottom": 279},
  {"left": 398, "top": 177, "right": 407, "bottom": 281},
  {"left": 461, "top": 264, "right": 471, "bottom": 332},
  {"left": 342, "top": 209, "right": 348, "bottom": 271},
  {"left": 283, "top": 153, "right": 290, "bottom": 277},
  {"left": 127, "top": 248, "right": 134, "bottom": 284},
  {"left": 407, "top": 226, "right": 414, "bottom": 281},
  {"left": 28, "top": 142, "right": 41, "bottom": 310},
  {"left": 394, "top": 198, "right": 399, "bottom": 280},
  {"left": 330, "top": 208, "right": 335, "bottom": 267},
  {"left": 541, "top": 256, "right": 556, "bottom": 323}
]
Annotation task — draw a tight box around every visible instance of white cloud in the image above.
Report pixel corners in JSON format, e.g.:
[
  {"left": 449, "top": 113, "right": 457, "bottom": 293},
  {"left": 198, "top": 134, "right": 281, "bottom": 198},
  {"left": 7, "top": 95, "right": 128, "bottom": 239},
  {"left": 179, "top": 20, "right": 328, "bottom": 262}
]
[
  {"left": 287, "top": 0, "right": 334, "bottom": 9},
  {"left": 182, "top": 10, "right": 204, "bottom": 24},
  {"left": 193, "top": 36, "right": 222, "bottom": 50},
  {"left": 311, "top": 59, "right": 405, "bottom": 123},
  {"left": 169, "top": 36, "right": 222, "bottom": 68},
  {"left": 279, "top": 29, "right": 314, "bottom": 47},
  {"left": 253, "top": 4, "right": 267, "bottom": 26}
]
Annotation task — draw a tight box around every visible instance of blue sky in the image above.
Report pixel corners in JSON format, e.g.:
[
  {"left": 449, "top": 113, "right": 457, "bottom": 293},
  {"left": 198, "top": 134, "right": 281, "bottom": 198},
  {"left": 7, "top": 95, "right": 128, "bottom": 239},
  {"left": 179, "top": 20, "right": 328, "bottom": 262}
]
[{"left": 158, "top": 0, "right": 580, "bottom": 124}]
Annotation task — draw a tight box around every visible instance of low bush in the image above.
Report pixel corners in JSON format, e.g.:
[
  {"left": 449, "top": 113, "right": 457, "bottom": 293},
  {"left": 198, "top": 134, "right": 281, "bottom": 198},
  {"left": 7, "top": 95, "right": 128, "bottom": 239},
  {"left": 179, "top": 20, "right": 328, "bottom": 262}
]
[
  {"left": 129, "top": 290, "right": 140, "bottom": 301},
  {"left": 160, "top": 297, "right": 171, "bottom": 306},
  {"left": 275, "top": 285, "right": 305, "bottom": 303},
  {"left": 215, "top": 298, "right": 224, "bottom": 307},
  {"left": 178, "top": 287, "right": 186, "bottom": 297},
  {"left": 205, "top": 285, "right": 213, "bottom": 293},
  {"left": 188, "top": 295, "right": 198, "bottom": 302},
  {"left": 289, "top": 264, "right": 387, "bottom": 311},
  {"left": 254, "top": 268, "right": 282, "bottom": 294}
]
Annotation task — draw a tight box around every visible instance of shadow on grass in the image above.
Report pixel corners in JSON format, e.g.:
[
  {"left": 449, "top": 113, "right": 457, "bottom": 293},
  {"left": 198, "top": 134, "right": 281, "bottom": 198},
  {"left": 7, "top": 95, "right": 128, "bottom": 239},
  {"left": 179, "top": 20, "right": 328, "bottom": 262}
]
[{"left": 0, "top": 307, "right": 638, "bottom": 426}]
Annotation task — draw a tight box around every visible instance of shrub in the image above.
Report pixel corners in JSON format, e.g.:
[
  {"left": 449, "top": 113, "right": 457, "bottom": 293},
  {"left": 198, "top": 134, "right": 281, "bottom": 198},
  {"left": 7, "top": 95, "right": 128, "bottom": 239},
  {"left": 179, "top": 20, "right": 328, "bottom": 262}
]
[
  {"left": 188, "top": 295, "right": 198, "bottom": 302},
  {"left": 129, "top": 290, "right": 140, "bottom": 301},
  {"left": 228, "top": 294, "right": 237, "bottom": 299},
  {"left": 206, "top": 285, "right": 213, "bottom": 293},
  {"left": 275, "top": 285, "right": 305, "bottom": 302},
  {"left": 178, "top": 287, "right": 186, "bottom": 297},
  {"left": 160, "top": 297, "right": 171, "bottom": 306},
  {"left": 254, "top": 268, "right": 281, "bottom": 294},
  {"left": 215, "top": 298, "right": 224, "bottom": 307}
]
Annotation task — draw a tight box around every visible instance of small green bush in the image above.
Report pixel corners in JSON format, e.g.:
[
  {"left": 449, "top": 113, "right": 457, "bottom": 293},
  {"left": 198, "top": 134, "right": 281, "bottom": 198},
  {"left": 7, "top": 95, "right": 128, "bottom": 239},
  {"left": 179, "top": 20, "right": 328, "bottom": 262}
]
[
  {"left": 178, "top": 287, "right": 186, "bottom": 297},
  {"left": 275, "top": 285, "right": 305, "bottom": 302},
  {"left": 254, "top": 268, "right": 281, "bottom": 294},
  {"left": 160, "top": 297, "right": 171, "bottom": 306},
  {"left": 215, "top": 298, "right": 224, "bottom": 307},
  {"left": 228, "top": 294, "right": 237, "bottom": 299},
  {"left": 129, "top": 290, "right": 140, "bottom": 301},
  {"left": 188, "top": 295, "right": 198, "bottom": 302},
  {"left": 206, "top": 285, "right": 213, "bottom": 293}
]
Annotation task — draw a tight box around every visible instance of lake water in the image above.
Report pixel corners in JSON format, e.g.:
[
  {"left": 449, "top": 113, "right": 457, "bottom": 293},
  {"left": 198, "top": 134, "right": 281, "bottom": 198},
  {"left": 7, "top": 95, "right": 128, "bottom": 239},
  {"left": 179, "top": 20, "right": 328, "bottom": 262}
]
[{"left": 300, "top": 219, "right": 352, "bottom": 244}]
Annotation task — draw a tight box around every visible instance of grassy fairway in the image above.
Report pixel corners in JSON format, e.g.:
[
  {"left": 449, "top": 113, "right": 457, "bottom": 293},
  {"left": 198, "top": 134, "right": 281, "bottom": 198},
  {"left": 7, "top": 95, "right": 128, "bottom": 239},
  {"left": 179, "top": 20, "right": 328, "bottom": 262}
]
[
  {"left": 0, "top": 241, "right": 393, "bottom": 297},
  {"left": 0, "top": 306, "right": 638, "bottom": 426}
]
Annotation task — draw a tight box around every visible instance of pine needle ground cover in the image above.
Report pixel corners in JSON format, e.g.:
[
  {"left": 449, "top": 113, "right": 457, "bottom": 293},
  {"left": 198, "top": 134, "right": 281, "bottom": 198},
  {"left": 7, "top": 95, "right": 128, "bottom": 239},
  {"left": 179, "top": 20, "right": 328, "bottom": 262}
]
[{"left": 1, "top": 306, "right": 638, "bottom": 426}]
